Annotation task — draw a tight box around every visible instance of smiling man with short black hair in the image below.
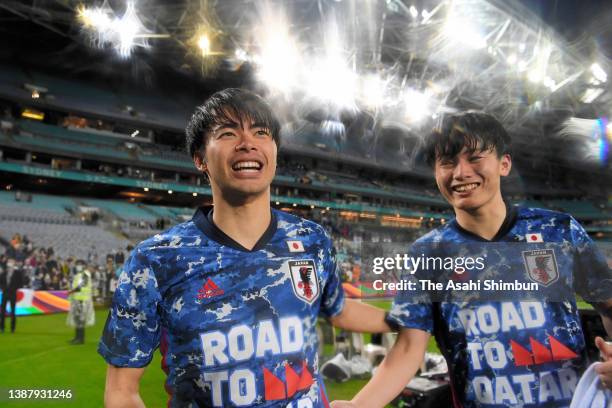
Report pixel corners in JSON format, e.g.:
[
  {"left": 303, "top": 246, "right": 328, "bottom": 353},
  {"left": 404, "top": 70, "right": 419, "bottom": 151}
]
[
  {"left": 99, "top": 88, "right": 390, "bottom": 408},
  {"left": 333, "top": 111, "right": 612, "bottom": 408}
]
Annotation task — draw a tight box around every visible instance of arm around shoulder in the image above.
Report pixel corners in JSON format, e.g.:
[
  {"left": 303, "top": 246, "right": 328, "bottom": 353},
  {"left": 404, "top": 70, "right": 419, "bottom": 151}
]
[{"left": 104, "top": 365, "right": 146, "bottom": 408}]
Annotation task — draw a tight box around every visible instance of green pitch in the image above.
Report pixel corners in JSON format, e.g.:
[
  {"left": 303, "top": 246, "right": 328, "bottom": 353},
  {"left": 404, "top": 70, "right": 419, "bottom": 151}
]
[{"left": 0, "top": 303, "right": 396, "bottom": 407}]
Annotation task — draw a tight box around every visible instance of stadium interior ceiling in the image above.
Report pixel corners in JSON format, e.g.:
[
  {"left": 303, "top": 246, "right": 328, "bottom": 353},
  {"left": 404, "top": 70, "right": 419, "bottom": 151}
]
[{"left": 0, "top": 0, "right": 610, "bottom": 228}]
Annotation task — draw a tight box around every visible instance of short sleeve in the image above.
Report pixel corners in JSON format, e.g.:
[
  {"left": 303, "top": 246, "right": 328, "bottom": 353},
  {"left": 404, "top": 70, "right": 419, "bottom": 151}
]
[
  {"left": 387, "top": 278, "right": 434, "bottom": 333},
  {"left": 571, "top": 216, "right": 612, "bottom": 303},
  {"left": 319, "top": 237, "right": 346, "bottom": 318},
  {"left": 98, "top": 247, "right": 162, "bottom": 367}
]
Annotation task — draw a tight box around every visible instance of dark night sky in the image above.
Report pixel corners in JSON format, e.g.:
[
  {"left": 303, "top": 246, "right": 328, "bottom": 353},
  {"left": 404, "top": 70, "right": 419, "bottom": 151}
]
[{"left": 517, "top": 0, "right": 612, "bottom": 56}]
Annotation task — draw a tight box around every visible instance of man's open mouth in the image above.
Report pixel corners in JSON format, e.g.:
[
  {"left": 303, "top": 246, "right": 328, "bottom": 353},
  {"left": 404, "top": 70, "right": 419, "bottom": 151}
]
[
  {"left": 451, "top": 182, "right": 480, "bottom": 193},
  {"left": 231, "top": 160, "right": 263, "bottom": 172}
]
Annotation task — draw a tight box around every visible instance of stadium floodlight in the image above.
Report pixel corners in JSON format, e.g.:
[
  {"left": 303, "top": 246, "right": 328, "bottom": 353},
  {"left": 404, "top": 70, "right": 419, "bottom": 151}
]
[
  {"left": 77, "top": 0, "right": 151, "bottom": 58},
  {"left": 443, "top": 11, "right": 487, "bottom": 50},
  {"left": 404, "top": 88, "right": 431, "bottom": 123},
  {"left": 409, "top": 6, "right": 418, "bottom": 18},
  {"left": 306, "top": 54, "right": 357, "bottom": 111},
  {"left": 590, "top": 63, "right": 607, "bottom": 83},
  {"left": 254, "top": 8, "right": 301, "bottom": 95},
  {"left": 198, "top": 34, "right": 211, "bottom": 57},
  {"left": 528, "top": 69, "right": 543, "bottom": 83},
  {"left": 361, "top": 74, "right": 387, "bottom": 109},
  {"left": 581, "top": 88, "right": 604, "bottom": 104},
  {"left": 77, "top": 4, "right": 113, "bottom": 32},
  {"left": 304, "top": 20, "right": 357, "bottom": 111},
  {"left": 114, "top": 1, "right": 143, "bottom": 58},
  {"left": 542, "top": 76, "right": 556, "bottom": 90},
  {"left": 235, "top": 49, "right": 248, "bottom": 61}
]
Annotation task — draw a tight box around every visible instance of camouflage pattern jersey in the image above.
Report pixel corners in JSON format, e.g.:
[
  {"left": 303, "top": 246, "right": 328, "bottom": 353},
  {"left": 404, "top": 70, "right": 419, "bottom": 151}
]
[
  {"left": 387, "top": 205, "right": 612, "bottom": 408},
  {"left": 98, "top": 207, "right": 345, "bottom": 408}
]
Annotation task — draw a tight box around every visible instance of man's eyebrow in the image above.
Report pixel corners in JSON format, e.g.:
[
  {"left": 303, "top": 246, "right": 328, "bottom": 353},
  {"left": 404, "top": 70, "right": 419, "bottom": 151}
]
[{"left": 212, "top": 121, "right": 240, "bottom": 132}]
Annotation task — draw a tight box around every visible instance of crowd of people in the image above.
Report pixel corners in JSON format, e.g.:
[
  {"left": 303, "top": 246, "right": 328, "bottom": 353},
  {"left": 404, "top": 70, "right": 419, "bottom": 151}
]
[{"left": 0, "top": 233, "right": 129, "bottom": 303}]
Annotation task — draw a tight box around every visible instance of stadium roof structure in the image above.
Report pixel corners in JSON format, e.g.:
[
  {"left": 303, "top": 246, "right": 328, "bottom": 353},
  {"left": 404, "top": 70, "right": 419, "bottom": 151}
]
[{"left": 0, "top": 0, "right": 610, "bottom": 186}]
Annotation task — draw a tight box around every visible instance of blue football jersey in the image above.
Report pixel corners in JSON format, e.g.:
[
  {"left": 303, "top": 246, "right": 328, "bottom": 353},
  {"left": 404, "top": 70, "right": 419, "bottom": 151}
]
[
  {"left": 98, "top": 208, "right": 345, "bottom": 407},
  {"left": 388, "top": 206, "right": 612, "bottom": 408}
]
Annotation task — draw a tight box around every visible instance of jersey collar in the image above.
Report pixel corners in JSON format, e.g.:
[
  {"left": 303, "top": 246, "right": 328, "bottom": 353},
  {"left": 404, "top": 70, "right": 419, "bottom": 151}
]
[
  {"left": 192, "top": 206, "right": 277, "bottom": 252},
  {"left": 451, "top": 202, "right": 518, "bottom": 242}
]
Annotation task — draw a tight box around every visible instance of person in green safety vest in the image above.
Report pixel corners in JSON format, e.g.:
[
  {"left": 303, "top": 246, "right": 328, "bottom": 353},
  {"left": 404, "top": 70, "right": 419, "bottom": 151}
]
[{"left": 67, "top": 259, "right": 95, "bottom": 345}]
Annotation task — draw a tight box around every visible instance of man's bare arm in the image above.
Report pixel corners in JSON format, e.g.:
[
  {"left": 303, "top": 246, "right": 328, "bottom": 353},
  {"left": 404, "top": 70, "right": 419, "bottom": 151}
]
[
  {"left": 348, "top": 328, "right": 430, "bottom": 408},
  {"left": 104, "top": 365, "right": 146, "bottom": 408},
  {"left": 329, "top": 299, "right": 391, "bottom": 333}
]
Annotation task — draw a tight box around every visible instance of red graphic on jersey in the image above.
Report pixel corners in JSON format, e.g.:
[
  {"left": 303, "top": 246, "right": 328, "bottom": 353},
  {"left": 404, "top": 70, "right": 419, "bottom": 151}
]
[
  {"left": 511, "top": 336, "right": 578, "bottom": 367},
  {"left": 264, "top": 361, "right": 314, "bottom": 401},
  {"left": 523, "top": 249, "right": 559, "bottom": 287},
  {"left": 532, "top": 256, "right": 552, "bottom": 284},
  {"left": 510, "top": 340, "right": 534, "bottom": 366},
  {"left": 530, "top": 337, "right": 553, "bottom": 364},
  {"left": 285, "top": 364, "right": 300, "bottom": 398},
  {"left": 298, "top": 267, "right": 313, "bottom": 299},
  {"left": 264, "top": 368, "right": 286, "bottom": 400},
  {"left": 297, "top": 361, "right": 314, "bottom": 390},
  {"left": 197, "top": 278, "right": 224, "bottom": 300}
]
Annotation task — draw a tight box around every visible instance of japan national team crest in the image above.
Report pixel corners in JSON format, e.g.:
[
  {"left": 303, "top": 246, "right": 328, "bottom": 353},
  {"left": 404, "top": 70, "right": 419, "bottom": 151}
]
[
  {"left": 522, "top": 249, "right": 559, "bottom": 286},
  {"left": 288, "top": 260, "right": 320, "bottom": 304}
]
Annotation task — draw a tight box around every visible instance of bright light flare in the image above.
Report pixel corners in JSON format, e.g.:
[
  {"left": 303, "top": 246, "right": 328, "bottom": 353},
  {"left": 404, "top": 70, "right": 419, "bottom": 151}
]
[
  {"left": 404, "top": 88, "right": 431, "bottom": 123},
  {"left": 115, "top": 1, "right": 141, "bottom": 58},
  {"left": 305, "top": 23, "right": 357, "bottom": 111},
  {"left": 443, "top": 11, "right": 486, "bottom": 50},
  {"left": 198, "top": 34, "right": 211, "bottom": 56},
  {"left": 78, "top": 6, "right": 112, "bottom": 30},
  {"left": 77, "top": 1, "right": 150, "bottom": 58},
  {"left": 254, "top": 10, "right": 301, "bottom": 95},
  {"left": 307, "top": 56, "right": 357, "bottom": 111},
  {"left": 360, "top": 74, "right": 387, "bottom": 108},
  {"left": 591, "top": 63, "right": 607, "bottom": 83}
]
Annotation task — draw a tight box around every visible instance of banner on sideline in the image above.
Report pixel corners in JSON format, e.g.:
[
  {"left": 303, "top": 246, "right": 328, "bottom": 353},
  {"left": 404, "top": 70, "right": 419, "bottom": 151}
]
[{"left": 0, "top": 289, "right": 69, "bottom": 316}]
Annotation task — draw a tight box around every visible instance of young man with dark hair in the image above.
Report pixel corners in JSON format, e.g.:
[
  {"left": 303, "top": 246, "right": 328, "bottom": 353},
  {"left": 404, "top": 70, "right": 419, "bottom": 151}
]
[
  {"left": 99, "top": 88, "right": 390, "bottom": 408},
  {"left": 333, "top": 111, "right": 612, "bottom": 407}
]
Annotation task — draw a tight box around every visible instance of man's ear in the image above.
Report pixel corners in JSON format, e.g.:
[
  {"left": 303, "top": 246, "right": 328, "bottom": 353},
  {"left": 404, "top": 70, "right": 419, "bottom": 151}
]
[
  {"left": 194, "top": 154, "right": 207, "bottom": 173},
  {"left": 500, "top": 153, "right": 512, "bottom": 177}
]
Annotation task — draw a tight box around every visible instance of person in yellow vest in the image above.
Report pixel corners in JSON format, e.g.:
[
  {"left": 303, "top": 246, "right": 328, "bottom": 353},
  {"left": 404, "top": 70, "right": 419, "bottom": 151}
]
[{"left": 67, "top": 259, "right": 95, "bottom": 345}]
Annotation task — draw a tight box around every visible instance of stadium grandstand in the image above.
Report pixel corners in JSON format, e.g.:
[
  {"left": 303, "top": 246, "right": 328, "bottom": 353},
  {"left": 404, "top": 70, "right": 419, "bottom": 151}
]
[{"left": 0, "top": 0, "right": 610, "bottom": 407}]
